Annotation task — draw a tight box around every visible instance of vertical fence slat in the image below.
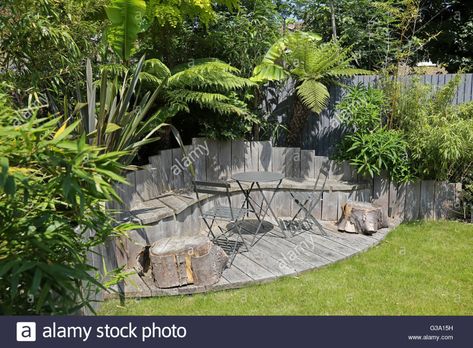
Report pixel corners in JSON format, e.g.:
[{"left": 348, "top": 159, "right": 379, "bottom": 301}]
[
  {"left": 182, "top": 145, "right": 194, "bottom": 189},
  {"left": 170, "top": 147, "right": 185, "bottom": 190},
  {"left": 126, "top": 171, "right": 141, "bottom": 209},
  {"left": 464, "top": 74, "right": 473, "bottom": 103},
  {"left": 322, "top": 191, "right": 338, "bottom": 220},
  {"left": 135, "top": 164, "right": 159, "bottom": 201},
  {"left": 258, "top": 141, "right": 273, "bottom": 172},
  {"left": 404, "top": 181, "right": 421, "bottom": 221},
  {"left": 372, "top": 174, "right": 390, "bottom": 218},
  {"left": 149, "top": 150, "right": 172, "bottom": 194},
  {"left": 284, "top": 147, "right": 300, "bottom": 178},
  {"left": 388, "top": 182, "right": 406, "bottom": 220},
  {"left": 420, "top": 180, "right": 436, "bottom": 220},
  {"left": 192, "top": 138, "right": 207, "bottom": 181},
  {"left": 244, "top": 141, "right": 259, "bottom": 172},
  {"left": 219, "top": 140, "right": 232, "bottom": 180},
  {"left": 271, "top": 147, "right": 285, "bottom": 173},
  {"left": 231, "top": 140, "right": 245, "bottom": 176},
  {"left": 301, "top": 150, "right": 316, "bottom": 179},
  {"left": 434, "top": 181, "right": 455, "bottom": 220}
]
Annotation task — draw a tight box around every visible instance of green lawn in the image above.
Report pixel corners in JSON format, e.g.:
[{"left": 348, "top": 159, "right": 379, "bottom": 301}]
[{"left": 99, "top": 220, "right": 473, "bottom": 315}]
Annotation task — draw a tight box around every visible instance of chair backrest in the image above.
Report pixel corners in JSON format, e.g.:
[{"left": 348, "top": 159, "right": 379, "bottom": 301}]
[
  {"left": 304, "top": 161, "right": 330, "bottom": 212},
  {"left": 193, "top": 180, "right": 233, "bottom": 213},
  {"left": 313, "top": 161, "right": 330, "bottom": 192}
]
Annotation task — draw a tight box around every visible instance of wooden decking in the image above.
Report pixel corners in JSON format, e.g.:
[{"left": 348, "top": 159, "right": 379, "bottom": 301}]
[{"left": 116, "top": 219, "right": 393, "bottom": 299}]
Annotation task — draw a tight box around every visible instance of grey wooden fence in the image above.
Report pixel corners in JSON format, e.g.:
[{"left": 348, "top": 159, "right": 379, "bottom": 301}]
[
  {"left": 110, "top": 139, "right": 460, "bottom": 224},
  {"left": 112, "top": 139, "right": 361, "bottom": 211},
  {"left": 261, "top": 73, "right": 473, "bottom": 156}
]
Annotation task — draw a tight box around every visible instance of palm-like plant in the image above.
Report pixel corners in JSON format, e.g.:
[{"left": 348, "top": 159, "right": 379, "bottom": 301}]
[{"left": 252, "top": 31, "right": 371, "bottom": 147}]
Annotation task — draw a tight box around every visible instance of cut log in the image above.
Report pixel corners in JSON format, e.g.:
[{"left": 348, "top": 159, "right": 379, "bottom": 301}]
[
  {"left": 337, "top": 202, "right": 388, "bottom": 235},
  {"left": 146, "top": 235, "right": 228, "bottom": 288}
]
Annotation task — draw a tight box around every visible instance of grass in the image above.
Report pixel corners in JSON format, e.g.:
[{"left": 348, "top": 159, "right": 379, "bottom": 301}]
[{"left": 99, "top": 220, "right": 473, "bottom": 315}]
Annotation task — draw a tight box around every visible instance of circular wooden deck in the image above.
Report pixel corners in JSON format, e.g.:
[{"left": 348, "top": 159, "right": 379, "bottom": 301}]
[{"left": 118, "top": 220, "right": 393, "bottom": 298}]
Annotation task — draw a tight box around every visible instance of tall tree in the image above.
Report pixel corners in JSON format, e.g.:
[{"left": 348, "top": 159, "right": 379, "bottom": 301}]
[{"left": 419, "top": 0, "right": 473, "bottom": 72}]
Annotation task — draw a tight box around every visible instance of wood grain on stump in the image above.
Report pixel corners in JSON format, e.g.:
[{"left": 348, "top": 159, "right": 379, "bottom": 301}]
[
  {"left": 147, "top": 235, "right": 228, "bottom": 288},
  {"left": 338, "top": 202, "right": 388, "bottom": 235}
]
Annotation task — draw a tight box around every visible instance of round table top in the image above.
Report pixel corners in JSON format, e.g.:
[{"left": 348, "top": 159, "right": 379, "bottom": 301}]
[{"left": 232, "top": 171, "right": 284, "bottom": 183}]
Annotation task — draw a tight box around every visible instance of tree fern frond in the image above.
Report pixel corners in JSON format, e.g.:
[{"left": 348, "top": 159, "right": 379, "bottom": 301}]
[
  {"left": 206, "top": 100, "right": 250, "bottom": 116},
  {"left": 168, "top": 61, "right": 254, "bottom": 91},
  {"left": 326, "top": 68, "right": 373, "bottom": 78},
  {"left": 167, "top": 89, "right": 230, "bottom": 107},
  {"left": 144, "top": 58, "right": 171, "bottom": 79},
  {"left": 105, "top": 0, "right": 146, "bottom": 61},
  {"left": 166, "top": 89, "right": 249, "bottom": 116},
  {"left": 171, "top": 59, "right": 240, "bottom": 74},
  {"left": 296, "top": 79, "right": 330, "bottom": 114},
  {"left": 252, "top": 62, "right": 290, "bottom": 82},
  {"left": 138, "top": 72, "right": 164, "bottom": 85},
  {"left": 303, "top": 43, "right": 349, "bottom": 76},
  {"left": 260, "top": 37, "right": 287, "bottom": 64},
  {"left": 100, "top": 63, "right": 129, "bottom": 77}
]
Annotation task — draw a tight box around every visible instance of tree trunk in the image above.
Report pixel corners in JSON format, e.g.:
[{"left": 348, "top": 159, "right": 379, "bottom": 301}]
[
  {"left": 338, "top": 202, "right": 388, "bottom": 234},
  {"left": 286, "top": 95, "right": 308, "bottom": 147},
  {"left": 329, "top": 0, "right": 338, "bottom": 42},
  {"left": 145, "top": 235, "right": 228, "bottom": 288}
]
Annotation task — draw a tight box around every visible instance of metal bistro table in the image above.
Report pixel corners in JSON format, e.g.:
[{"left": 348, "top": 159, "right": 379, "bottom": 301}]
[{"left": 231, "top": 171, "right": 284, "bottom": 246}]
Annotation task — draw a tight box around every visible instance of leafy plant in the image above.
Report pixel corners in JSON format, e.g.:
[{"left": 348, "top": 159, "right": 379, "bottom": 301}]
[
  {"left": 78, "top": 56, "right": 169, "bottom": 165},
  {"left": 337, "top": 84, "right": 385, "bottom": 131},
  {"left": 0, "top": 95, "right": 136, "bottom": 314},
  {"left": 0, "top": 0, "right": 107, "bottom": 109},
  {"left": 336, "top": 85, "right": 413, "bottom": 182},
  {"left": 105, "top": 0, "right": 147, "bottom": 63},
  {"left": 79, "top": 54, "right": 255, "bottom": 163},
  {"left": 392, "top": 76, "right": 473, "bottom": 181},
  {"left": 146, "top": 0, "right": 239, "bottom": 28},
  {"left": 162, "top": 59, "right": 255, "bottom": 118},
  {"left": 339, "top": 129, "right": 412, "bottom": 182},
  {"left": 252, "top": 31, "right": 370, "bottom": 146}
]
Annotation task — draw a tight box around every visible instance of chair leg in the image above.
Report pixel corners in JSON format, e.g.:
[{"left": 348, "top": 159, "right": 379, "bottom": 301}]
[
  {"left": 203, "top": 217, "right": 217, "bottom": 240},
  {"left": 291, "top": 198, "right": 327, "bottom": 236}
]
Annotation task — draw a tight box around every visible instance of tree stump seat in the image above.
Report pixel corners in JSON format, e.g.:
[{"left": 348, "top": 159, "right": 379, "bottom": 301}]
[
  {"left": 337, "top": 202, "right": 388, "bottom": 234},
  {"left": 145, "top": 235, "right": 228, "bottom": 289}
]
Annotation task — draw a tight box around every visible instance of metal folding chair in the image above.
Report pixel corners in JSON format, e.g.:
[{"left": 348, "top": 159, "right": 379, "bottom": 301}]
[
  {"left": 193, "top": 180, "right": 250, "bottom": 265},
  {"left": 283, "top": 162, "right": 330, "bottom": 236}
]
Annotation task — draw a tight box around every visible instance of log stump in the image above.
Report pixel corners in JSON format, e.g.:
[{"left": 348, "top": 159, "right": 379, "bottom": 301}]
[
  {"left": 146, "top": 235, "right": 228, "bottom": 288},
  {"left": 338, "top": 202, "right": 388, "bottom": 235}
]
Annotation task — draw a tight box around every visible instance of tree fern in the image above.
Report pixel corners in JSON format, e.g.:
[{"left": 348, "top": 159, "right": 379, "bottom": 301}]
[
  {"left": 296, "top": 80, "right": 330, "bottom": 114},
  {"left": 168, "top": 60, "right": 254, "bottom": 92},
  {"left": 253, "top": 31, "right": 371, "bottom": 146}
]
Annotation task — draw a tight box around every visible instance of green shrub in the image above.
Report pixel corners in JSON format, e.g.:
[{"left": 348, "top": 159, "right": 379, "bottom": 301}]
[
  {"left": 340, "top": 129, "right": 412, "bottom": 182},
  {"left": 338, "top": 84, "right": 385, "bottom": 132},
  {"left": 336, "top": 85, "right": 413, "bottom": 182},
  {"left": 391, "top": 76, "right": 473, "bottom": 181},
  {"left": 0, "top": 96, "right": 135, "bottom": 314}
]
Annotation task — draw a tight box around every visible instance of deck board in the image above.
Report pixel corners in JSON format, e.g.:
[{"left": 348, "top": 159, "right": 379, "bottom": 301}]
[{"left": 116, "top": 220, "right": 392, "bottom": 298}]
